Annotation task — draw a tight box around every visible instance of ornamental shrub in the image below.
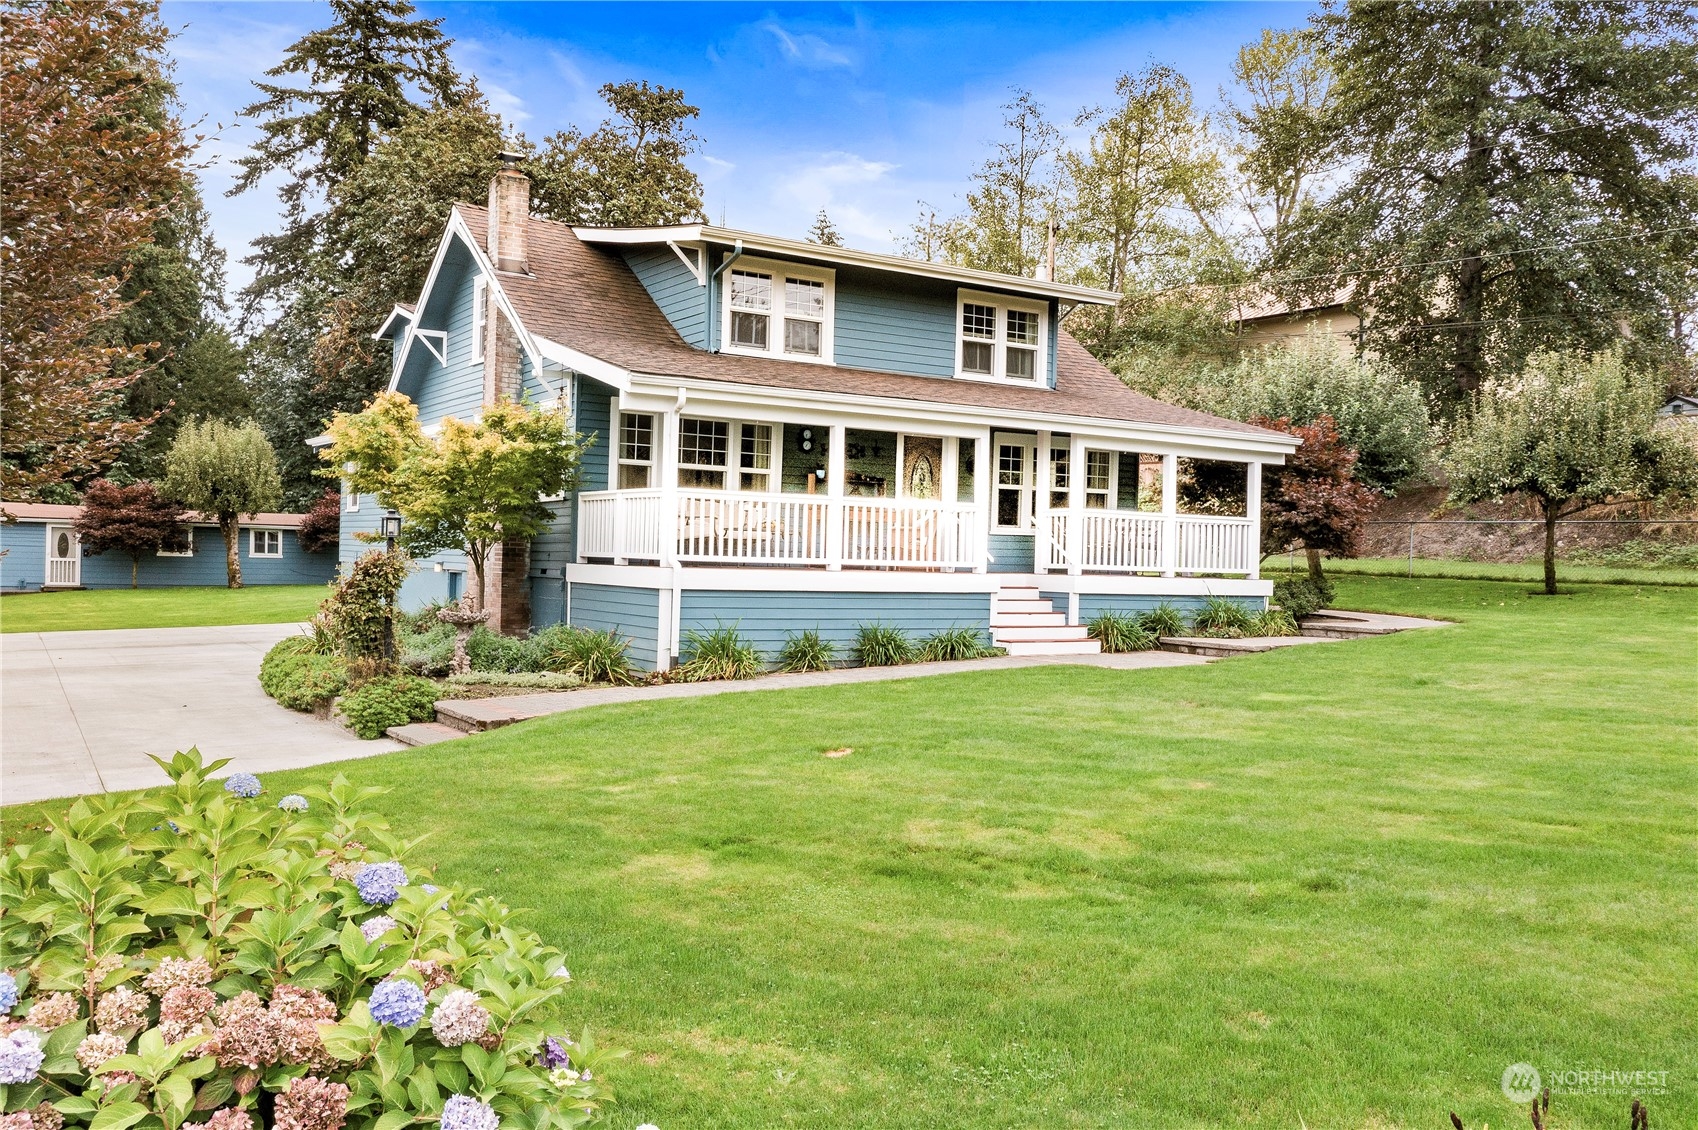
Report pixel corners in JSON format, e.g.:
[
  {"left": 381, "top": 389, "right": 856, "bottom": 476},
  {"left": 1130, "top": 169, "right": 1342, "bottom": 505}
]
[
  {"left": 259, "top": 637, "right": 349, "bottom": 712},
  {"left": 322, "top": 549, "right": 412, "bottom": 669},
  {"left": 1271, "top": 575, "right": 1334, "bottom": 619},
  {"left": 0, "top": 750, "right": 617, "bottom": 1130},
  {"left": 337, "top": 675, "right": 440, "bottom": 739},
  {"left": 443, "top": 671, "right": 582, "bottom": 691}
]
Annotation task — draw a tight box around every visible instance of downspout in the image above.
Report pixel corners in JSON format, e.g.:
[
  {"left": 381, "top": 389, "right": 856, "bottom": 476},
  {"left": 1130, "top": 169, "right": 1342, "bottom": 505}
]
[{"left": 707, "top": 240, "right": 745, "bottom": 353}]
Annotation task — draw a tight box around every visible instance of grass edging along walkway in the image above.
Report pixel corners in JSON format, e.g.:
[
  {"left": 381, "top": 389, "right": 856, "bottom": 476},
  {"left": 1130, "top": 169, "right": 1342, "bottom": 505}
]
[
  {"left": 6, "top": 577, "right": 1692, "bottom": 1128},
  {"left": 0, "top": 585, "right": 326, "bottom": 633}
]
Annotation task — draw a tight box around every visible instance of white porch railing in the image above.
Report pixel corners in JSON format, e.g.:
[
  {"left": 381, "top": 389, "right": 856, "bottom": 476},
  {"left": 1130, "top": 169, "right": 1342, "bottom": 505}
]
[
  {"left": 1044, "top": 510, "right": 1257, "bottom": 576},
  {"left": 579, "top": 490, "right": 979, "bottom": 570}
]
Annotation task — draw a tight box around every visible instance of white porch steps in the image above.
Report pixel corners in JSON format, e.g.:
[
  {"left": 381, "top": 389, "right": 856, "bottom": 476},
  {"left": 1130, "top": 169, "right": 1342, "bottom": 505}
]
[{"left": 990, "top": 586, "right": 1101, "bottom": 657}]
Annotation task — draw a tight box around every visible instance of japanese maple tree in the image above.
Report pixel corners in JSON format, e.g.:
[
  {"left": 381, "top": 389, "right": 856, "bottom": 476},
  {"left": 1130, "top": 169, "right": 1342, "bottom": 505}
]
[
  {"left": 72, "top": 480, "right": 190, "bottom": 588},
  {"left": 1254, "top": 414, "right": 1378, "bottom": 582}
]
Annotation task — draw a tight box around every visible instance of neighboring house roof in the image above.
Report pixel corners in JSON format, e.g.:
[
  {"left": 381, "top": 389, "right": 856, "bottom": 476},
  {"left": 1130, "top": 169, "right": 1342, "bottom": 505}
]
[
  {"left": 454, "top": 204, "right": 1284, "bottom": 441},
  {"left": 0, "top": 502, "right": 311, "bottom": 527},
  {"left": 1658, "top": 394, "right": 1698, "bottom": 417},
  {"left": 1235, "top": 286, "right": 1355, "bottom": 323}
]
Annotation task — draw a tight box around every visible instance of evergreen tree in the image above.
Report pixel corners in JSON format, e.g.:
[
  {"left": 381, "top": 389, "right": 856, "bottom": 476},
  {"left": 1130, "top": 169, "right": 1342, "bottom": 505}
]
[
  {"left": 807, "top": 209, "right": 843, "bottom": 246},
  {"left": 232, "top": 0, "right": 463, "bottom": 323},
  {"left": 1282, "top": 0, "right": 1698, "bottom": 406}
]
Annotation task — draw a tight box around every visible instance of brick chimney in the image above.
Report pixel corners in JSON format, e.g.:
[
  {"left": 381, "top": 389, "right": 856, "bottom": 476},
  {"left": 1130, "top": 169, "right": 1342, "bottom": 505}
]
[
  {"left": 481, "top": 150, "right": 533, "bottom": 635},
  {"left": 487, "top": 149, "right": 529, "bottom": 273}
]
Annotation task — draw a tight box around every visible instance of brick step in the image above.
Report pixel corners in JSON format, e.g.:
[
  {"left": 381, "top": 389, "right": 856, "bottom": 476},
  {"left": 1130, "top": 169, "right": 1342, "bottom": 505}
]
[
  {"left": 998, "top": 639, "right": 1103, "bottom": 657},
  {"left": 992, "top": 623, "right": 1094, "bottom": 643},
  {"left": 990, "top": 611, "right": 1066, "bottom": 627},
  {"left": 386, "top": 721, "right": 467, "bottom": 746}
]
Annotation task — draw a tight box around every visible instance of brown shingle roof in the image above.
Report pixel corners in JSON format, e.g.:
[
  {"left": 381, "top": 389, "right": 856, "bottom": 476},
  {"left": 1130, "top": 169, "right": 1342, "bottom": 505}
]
[
  {"left": 456, "top": 204, "right": 1280, "bottom": 439},
  {"left": 1, "top": 502, "right": 311, "bottom": 527}
]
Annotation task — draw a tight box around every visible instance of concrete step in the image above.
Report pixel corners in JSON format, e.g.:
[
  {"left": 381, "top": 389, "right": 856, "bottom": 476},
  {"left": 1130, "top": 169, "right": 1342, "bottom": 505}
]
[
  {"left": 992, "top": 624, "right": 1094, "bottom": 643},
  {"left": 990, "top": 611, "right": 1066, "bottom": 627},
  {"left": 1158, "top": 635, "right": 1330, "bottom": 658},
  {"left": 1298, "top": 615, "right": 1397, "bottom": 639},
  {"left": 999, "top": 639, "right": 1103, "bottom": 657},
  {"left": 991, "top": 598, "right": 1055, "bottom": 614},
  {"left": 432, "top": 703, "right": 499, "bottom": 733},
  {"left": 387, "top": 721, "right": 467, "bottom": 746}
]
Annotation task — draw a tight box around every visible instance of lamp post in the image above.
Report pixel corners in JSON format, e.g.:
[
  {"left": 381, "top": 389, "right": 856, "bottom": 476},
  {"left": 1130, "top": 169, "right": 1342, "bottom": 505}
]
[{"left": 380, "top": 511, "right": 402, "bottom": 664}]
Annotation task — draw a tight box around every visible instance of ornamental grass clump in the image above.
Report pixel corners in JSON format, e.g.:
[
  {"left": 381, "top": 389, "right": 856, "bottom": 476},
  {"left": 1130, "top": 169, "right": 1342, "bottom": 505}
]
[
  {"left": 1087, "top": 611, "right": 1157, "bottom": 653},
  {"left": 0, "top": 749, "right": 619, "bottom": 1129},
  {"left": 1136, "top": 603, "right": 1189, "bottom": 639},
  {"left": 674, "top": 625, "right": 762, "bottom": 682},
  {"left": 917, "top": 627, "right": 996, "bottom": 662},
  {"left": 1191, "top": 596, "right": 1258, "bottom": 639},
  {"left": 852, "top": 623, "right": 915, "bottom": 667},
  {"left": 776, "top": 630, "right": 835, "bottom": 673},
  {"left": 547, "top": 628, "right": 638, "bottom": 686}
]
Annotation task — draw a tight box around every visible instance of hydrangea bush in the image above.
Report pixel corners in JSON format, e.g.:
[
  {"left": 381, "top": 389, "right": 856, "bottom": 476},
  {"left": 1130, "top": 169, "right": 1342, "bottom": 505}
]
[{"left": 0, "top": 750, "right": 617, "bottom": 1130}]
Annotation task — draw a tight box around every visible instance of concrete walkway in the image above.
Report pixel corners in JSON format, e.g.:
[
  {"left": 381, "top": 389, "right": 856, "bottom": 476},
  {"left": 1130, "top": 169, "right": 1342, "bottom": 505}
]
[{"left": 1, "top": 624, "right": 399, "bottom": 806}]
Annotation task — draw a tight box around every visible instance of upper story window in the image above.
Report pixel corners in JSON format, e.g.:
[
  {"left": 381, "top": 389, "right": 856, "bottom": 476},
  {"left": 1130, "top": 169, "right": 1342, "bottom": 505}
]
[
  {"left": 722, "top": 256, "right": 834, "bottom": 364},
  {"left": 957, "top": 289, "right": 1047, "bottom": 384}
]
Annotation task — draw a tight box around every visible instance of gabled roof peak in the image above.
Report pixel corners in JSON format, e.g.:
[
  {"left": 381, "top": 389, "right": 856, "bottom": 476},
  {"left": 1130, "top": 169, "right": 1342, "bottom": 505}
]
[{"left": 571, "top": 222, "right": 1121, "bottom": 306}]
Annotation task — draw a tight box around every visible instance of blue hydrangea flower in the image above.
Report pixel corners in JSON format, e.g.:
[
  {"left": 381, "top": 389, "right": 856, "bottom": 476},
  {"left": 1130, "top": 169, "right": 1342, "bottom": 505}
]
[
  {"left": 537, "top": 1035, "right": 572, "bottom": 1069},
  {"left": 440, "top": 1095, "right": 499, "bottom": 1130},
  {"left": 354, "top": 861, "right": 407, "bottom": 905},
  {"left": 0, "top": 971, "right": 16, "bottom": 1012},
  {"left": 360, "top": 915, "right": 398, "bottom": 943},
  {"left": 0, "top": 1029, "right": 44, "bottom": 1084},
  {"left": 367, "top": 979, "right": 426, "bottom": 1027},
  {"left": 224, "top": 773, "right": 262, "bottom": 798},
  {"left": 277, "top": 794, "right": 309, "bottom": 812}
]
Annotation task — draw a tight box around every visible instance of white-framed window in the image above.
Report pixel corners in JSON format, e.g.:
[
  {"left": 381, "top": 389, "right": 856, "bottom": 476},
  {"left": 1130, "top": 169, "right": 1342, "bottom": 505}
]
[
  {"left": 618, "top": 412, "right": 655, "bottom": 489},
  {"left": 1085, "top": 450, "right": 1115, "bottom": 509},
  {"left": 721, "top": 255, "right": 835, "bottom": 364},
  {"left": 471, "top": 276, "right": 487, "bottom": 363},
  {"left": 956, "top": 289, "right": 1048, "bottom": 384},
  {"left": 158, "top": 528, "right": 194, "bottom": 557},
  {"left": 678, "top": 417, "right": 730, "bottom": 488},
  {"left": 739, "top": 423, "right": 773, "bottom": 492},
  {"left": 992, "top": 434, "right": 1035, "bottom": 532},
  {"left": 249, "top": 529, "right": 283, "bottom": 558},
  {"left": 1048, "top": 446, "right": 1071, "bottom": 510}
]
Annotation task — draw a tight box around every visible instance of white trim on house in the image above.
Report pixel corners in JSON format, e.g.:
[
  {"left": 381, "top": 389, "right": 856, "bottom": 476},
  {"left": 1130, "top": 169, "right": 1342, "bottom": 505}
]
[
  {"left": 717, "top": 254, "right": 836, "bottom": 366},
  {"left": 374, "top": 304, "right": 416, "bottom": 340},
  {"left": 248, "top": 529, "right": 283, "bottom": 558},
  {"left": 44, "top": 524, "right": 81, "bottom": 587},
  {"left": 955, "top": 288, "right": 1048, "bottom": 385},
  {"left": 471, "top": 276, "right": 487, "bottom": 363},
  {"left": 415, "top": 329, "right": 448, "bottom": 366},
  {"left": 571, "top": 224, "right": 1121, "bottom": 305}
]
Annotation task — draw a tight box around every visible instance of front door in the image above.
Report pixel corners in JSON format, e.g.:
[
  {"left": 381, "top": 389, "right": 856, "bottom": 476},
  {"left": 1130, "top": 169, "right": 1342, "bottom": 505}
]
[{"left": 46, "top": 526, "right": 81, "bottom": 587}]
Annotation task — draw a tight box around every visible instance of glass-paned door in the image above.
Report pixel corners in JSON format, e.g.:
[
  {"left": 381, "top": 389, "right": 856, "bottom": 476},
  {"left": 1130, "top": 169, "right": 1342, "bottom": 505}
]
[{"left": 46, "top": 526, "right": 81, "bottom": 587}]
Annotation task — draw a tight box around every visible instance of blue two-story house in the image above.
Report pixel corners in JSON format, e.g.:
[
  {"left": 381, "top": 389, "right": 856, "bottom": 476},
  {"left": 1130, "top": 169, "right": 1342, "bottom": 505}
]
[{"left": 335, "top": 158, "right": 1298, "bottom": 669}]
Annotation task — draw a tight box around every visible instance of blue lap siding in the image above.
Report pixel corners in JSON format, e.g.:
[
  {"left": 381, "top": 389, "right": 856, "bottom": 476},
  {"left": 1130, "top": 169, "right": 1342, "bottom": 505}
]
[
  {"left": 567, "top": 583, "right": 662, "bottom": 669},
  {"left": 0, "top": 520, "right": 334, "bottom": 592},
  {"left": 678, "top": 589, "right": 992, "bottom": 663}
]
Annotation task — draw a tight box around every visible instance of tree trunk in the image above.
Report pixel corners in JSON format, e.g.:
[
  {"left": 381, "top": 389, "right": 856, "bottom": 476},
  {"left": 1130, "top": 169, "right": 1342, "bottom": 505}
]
[
  {"left": 130, "top": 554, "right": 139, "bottom": 589},
  {"left": 220, "top": 516, "right": 242, "bottom": 588},
  {"left": 1541, "top": 502, "right": 1559, "bottom": 596},
  {"left": 1306, "top": 546, "right": 1325, "bottom": 584},
  {"left": 467, "top": 544, "right": 487, "bottom": 612}
]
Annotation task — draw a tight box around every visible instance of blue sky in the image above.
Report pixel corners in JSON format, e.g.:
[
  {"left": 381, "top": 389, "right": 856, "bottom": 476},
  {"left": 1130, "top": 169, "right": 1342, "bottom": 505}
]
[{"left": 162, "top": 1, "right": 1311, "bottom": 298}]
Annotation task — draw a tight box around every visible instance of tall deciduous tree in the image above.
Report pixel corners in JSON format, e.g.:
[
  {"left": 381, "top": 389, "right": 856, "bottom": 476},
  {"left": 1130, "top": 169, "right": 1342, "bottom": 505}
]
[
  {"left": 1, "top": 0, "right": 194, "bottom": 499},
  {"left": 529, "top": 81, "right": 705, "bottom": 227},
  {"left": 73, "top": 480, "right": 189, "bottom": 588},
  {"left": 162, "top": 418, "right": 284, "bottom": 588},
  {"left": 1255, "top": 414, "right": 1380, "bottom": 581},
  {"left": 940, "top": 90, "right": 1064, "bottom": 277},
  {"left": 1444, "top": 348, "right": 1698, "bottom": 594},
  {"left": 1283, "top": 1, "right": 1698, "bottom": 406},
  {"left": 320, "top": 393, "right": 583, "bottom": 609}
]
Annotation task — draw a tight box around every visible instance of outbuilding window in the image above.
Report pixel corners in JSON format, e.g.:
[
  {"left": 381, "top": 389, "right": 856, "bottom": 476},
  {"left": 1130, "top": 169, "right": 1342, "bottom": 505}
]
[{"left": 249, "top": 529, "right": 282, "bottom": 558}]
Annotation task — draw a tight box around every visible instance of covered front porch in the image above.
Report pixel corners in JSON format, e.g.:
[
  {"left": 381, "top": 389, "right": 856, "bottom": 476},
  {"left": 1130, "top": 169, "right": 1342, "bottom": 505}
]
[{"left": 572, "top": 385, "right": 1277, "bottom": 580}]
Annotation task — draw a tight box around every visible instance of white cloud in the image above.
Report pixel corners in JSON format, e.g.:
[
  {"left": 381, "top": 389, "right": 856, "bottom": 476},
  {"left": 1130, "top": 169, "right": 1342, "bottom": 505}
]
[
  {"left": 481, "top": 81, "right": 531, "bottom": 128},
  {"left": 760, "top": 21, "right": 855, "bottom": 70}
]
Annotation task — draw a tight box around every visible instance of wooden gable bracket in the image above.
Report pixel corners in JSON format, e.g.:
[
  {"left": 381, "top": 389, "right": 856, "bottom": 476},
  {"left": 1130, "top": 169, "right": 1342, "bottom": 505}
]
[
  {"left": 414, "top": 329, "right": 448, "bottom": 365},
  {"left": 668, "top": 241, "right": 705, "bottom": 286}
]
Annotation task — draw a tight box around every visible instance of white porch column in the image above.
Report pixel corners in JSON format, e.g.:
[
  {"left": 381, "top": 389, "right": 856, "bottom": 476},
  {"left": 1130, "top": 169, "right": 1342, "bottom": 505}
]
[
  {"left": 825, "top": 422, "right": 846, "bottom": 570},
  {"left": 1035, "top": 430, "right": 1052, "bottom": 573},
  {"left": 1066, "top": 433, "right": 1087, "bottom": 576},
  {"left": 1245, "top": 460, "right": 1262, "bottom": 579},
  {"left": 941, "top": 437, "right": 961, "bottom": 572},
  {"left": 658, "top": 407, "right": 680, "bottom": 567},
  {"left": 1160, "top": 452, "right": 1178, "bottom": 578},
  {"left": 971, "top": 433, "right": 990, "bottom": 573}
]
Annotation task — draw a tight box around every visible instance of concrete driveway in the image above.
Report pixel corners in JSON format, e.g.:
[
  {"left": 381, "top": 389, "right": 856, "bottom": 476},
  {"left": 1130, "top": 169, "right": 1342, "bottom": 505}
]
[{"left": 1, "top": 624, "right": 400, "bottom": 806}]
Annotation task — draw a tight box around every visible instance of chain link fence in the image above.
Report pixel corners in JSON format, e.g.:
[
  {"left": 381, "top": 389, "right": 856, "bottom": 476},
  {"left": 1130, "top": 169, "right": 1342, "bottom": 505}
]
[{"left": 1355, "top": 518, "right": 1698, "bottom": 575}]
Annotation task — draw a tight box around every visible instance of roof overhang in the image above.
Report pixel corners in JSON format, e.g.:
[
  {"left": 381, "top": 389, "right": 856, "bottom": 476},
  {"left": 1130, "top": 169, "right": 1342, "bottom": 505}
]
[
  {"left": 372, "top": 304, "right": 417, "bottom": 341},
  {"left": 572, "top": 224, "right": 1122, "bottom": 306}
]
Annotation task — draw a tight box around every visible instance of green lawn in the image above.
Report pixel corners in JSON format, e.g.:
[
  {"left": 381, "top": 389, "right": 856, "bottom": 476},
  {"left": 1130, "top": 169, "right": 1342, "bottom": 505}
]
[
  {"left": 0, "top": 584, "right": 326, "bottom": 633},
  {"left": 10, "top": 577, "right": 1696, "bottom": 1128}
]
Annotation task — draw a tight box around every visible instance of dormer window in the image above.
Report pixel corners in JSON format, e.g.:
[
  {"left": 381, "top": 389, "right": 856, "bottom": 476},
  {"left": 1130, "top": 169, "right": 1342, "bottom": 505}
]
[
  {"left": 722, "top": 255, "right": 834, "bottom": 364},
  {"left": 957, "top": 289, "right": 1047, "bottom": 384}
]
